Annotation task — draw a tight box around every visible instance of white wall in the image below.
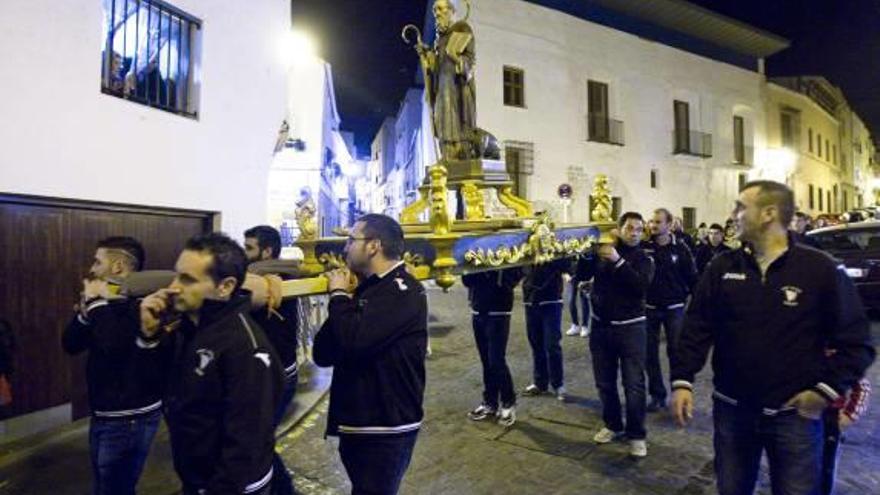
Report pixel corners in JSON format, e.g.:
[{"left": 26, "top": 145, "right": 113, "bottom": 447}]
[
  {"left": 468, "top": 0, "right": 767, "bottom": 225},
  {"left": 0, "top": 0, "right": 290, "bottom": 238}
]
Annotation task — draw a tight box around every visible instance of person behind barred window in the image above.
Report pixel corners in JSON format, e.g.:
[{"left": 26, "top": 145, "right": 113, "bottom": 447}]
[
  {"left": 313, "top": 214, "right": 427, "bottom": 495},
  {"left": 62, "top": 237, "right": 163, "bottom": 495},
  {"left": 671, "top": 181, "right": 875, "bottom": 495},
  {"left": 462, "top": 267, "right": 524, "bottom": 427}
]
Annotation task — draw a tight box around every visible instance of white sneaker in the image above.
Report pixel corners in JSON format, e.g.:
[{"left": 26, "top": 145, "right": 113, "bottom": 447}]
[
  {"left": 566, "top": 324, "right": 580, "bottom": 336},
  {"left": 497, "top": 406, "right": 516, "bottom": 427},
  {"left": 467, "top": 404, "right": 496, "bottom": 421},
  {"left": 629, "top": 439, "right": 648, "bottom": 458},
  {"left": 593, "top": 427, "right": 624, "bottom": 444},
  {"left": 554, "top": 386, "right": 567, "bottom": 402},
  {"left": 579, "top": 326, "right": 591, "bottom": 338}
]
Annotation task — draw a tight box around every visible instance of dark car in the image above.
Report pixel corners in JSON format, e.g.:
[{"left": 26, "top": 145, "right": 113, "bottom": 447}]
[{"left": 808, "top": 222, "right": 880, "bottom": 310}]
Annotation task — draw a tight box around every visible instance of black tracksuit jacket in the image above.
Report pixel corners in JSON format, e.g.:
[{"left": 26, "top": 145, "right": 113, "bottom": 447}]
[
  {"left": 141, "top": 294, "right": 283, "bottom": 494},
  {"left": 576, "top": 241, "right": 655, "bottom": 325},
  {"left": 62, "top": 297, "right": 165, "bottom": 417},
  {"left": 462, "top": 268, "right": 524, "bottom": 314},
  {"left": 313, "top": 262, "right": 428, "bottom": 437},
  {"left": 251, "top": 283, "right": 299, "bottom": 381},
  {"left": 522, "top": 258, "right": 572, "bottom": 306},
  {"left": 671, "top": 240, "right": 876, "bottom": 411},
  {"left": 643, "top": 234, "right": 698, "bottom": 309},
  {"left": 695, "top": 242, "right": 731, "bottom": 275}
]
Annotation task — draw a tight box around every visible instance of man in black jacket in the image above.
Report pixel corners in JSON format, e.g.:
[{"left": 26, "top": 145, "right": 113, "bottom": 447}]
[
  {"left": 139, "top": 233, "right": 283, "bottom": 495},
  {"left": 791, "top": 211, "right": 822, "bottom": 249},
  {"left": 522, "top": 257, "right": 571, "bottom": 401},
  {"left": 695, "top": 223, "right": 730, "bottom": 275},
  {"left": 313, "top": 214, "right": 427, "bottom": 495},
  {"left": 642, "top": 208, "right": 698, "bottom": 412},
  {"left": 62, "top": 237, "right": 164, "bottom": 495},
  {"left": 244, "top": 225, "right": 299, "bottom": 495},
  {"left": 671, "top": 181, "right": 875, "bottom": 495},
  {"left": 577, "top": 212, "right": 655, "bottom": 458},
  {"left": 462, "top": 268, "right": 524, "bottom": 426}
]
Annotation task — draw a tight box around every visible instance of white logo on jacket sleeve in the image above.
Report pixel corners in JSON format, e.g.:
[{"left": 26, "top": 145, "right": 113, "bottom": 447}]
[
  {"left": 194, "top": 349, "right": 215, "bottom": 376},
  {"left": 781, "top": 286, "right": 802, "bottom": 307},
  {"left": 394, "top": 277, "right": 408, "bottom": 291},
  {"left": 722, "top": 272, "right": 747, "bottom": 281},
  {"left": 254, "top": 352, "right": 271, "bottom": 367}
]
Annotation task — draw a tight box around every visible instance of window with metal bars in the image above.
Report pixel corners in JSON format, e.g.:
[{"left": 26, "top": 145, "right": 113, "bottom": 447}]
[{"left": 101, "top": 0, "right": 201, "bottom": 118}]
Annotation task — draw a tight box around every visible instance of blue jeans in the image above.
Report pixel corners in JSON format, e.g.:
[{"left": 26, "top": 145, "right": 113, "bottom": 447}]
[
  {"left": 713, "top": 399, "right": 824, "bottom": 495},
  {"left": 589, "top": 321, "right": 647, "bottom": 439},
  {"left": 525, "top": 303, "right": 564, "bottom": 390},
  {"left": 472, "top": 314, "right": 516, "bottom": 408},
  {"left": 272, "top": 374, "right": 298, "bottom": 495},
  {"left": 89, "top": 409, "right": 161, "bottom": 495},
  {"left": 645, "top": 306, "right": 684, "bottom": 401},
  {"left": 338, "top": 432, "right": 418, "bottom": 495},
  {"left": 568, "top": 283, "right": 592, "bottom": 326}
]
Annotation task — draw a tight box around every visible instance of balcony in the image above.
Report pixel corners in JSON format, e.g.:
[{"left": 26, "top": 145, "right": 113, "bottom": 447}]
[
  {"left": 672, "top": 129, "right": 713, "bottom": 158},
  {"left": 587, "top": 114, "right": 625, "bottom": 146},
  {"left": 733, "top": 145, "right": 754, "bottom": 166}
]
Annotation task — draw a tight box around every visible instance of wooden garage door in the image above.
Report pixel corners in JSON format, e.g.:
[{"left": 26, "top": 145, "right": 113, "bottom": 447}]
[{"left": 0, "top": 194, "right": 216, "bottom": 420}]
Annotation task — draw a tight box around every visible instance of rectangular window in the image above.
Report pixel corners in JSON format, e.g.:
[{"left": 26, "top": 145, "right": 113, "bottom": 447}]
[
  {"left": 503, "top": 66, "right": 525, "bottom": 108},
  {"left": 504, "top": 141, "right": 534, "bottom": 198},
  {"left": 808, "top": 128, "right": 813, "bottom": 152},
  {"left": 809, "top": 184, "right": 815, "bottom": 209},
  {"left": 819, "top": 187, "right": 824, "bottom": 211},
  {"left": 674, "top": 100, "right": 690, "bottom": 152},
  {"left": 612, "top": 197, "right": 622, "bottom": 221},
  {"left": 738, "top": 173, "right": 748, "bottom": 192},
  {"left": 682, "top": 207, "right": 697, "bottom": 231},
  {"left": 780, "top": 111, "right": 795, "bottom": 148},
  {"left": 101, "top": 0, "right": 201, "bottom": 118},
  {"left": 826, "top": 139, "right": 830, "bottom": 160},
  {"left": 650, "top": 169, "right": 658, "bottom": 189},
  {"left": 818, "top": 134, "right": 822, "bottom": 156},
  {"left": 733, "top": 116, "right": 745, "bottom": 164},
  {"left": 827, "top": 191, "right": 832, "bottom": 213},
  {"left": 844, "top": 191, "right": 848, "bottom": 211},
  {"left": 588, "top": 80, "right": 610, "bottom": 142},
  {"left": 833, "top": 185, "right": 838, "bottom": 212},
  {"left": 833, "top": 144, "right": 837, "bottom": 165}
]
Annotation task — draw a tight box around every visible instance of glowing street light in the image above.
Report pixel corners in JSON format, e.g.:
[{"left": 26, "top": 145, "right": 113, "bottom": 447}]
[{"left": 279, "top": 29, "right": 318, "bottom": 68}]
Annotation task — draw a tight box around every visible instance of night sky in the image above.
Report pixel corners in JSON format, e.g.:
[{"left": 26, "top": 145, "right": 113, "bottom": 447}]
[{"left": 291, "top": 0, "right": 880, "bottom": 156}]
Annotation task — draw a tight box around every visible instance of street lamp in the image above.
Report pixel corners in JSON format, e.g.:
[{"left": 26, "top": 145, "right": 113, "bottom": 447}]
[
  {"left": 757, "top": 148, "right": 797, "bottom": 184},
  {"left": 279, "top": 29, "right": 318, "bottom": 68}
]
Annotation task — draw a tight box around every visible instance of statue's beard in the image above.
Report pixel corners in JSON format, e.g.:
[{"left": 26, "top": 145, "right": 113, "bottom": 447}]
[{"left": 436, "top": 17, "right": 451, "bottom": 32}]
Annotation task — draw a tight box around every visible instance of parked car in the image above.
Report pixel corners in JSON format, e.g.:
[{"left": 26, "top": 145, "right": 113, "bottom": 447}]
[{"left": 808, "top": 222, "right": 880, "bottom": 310}]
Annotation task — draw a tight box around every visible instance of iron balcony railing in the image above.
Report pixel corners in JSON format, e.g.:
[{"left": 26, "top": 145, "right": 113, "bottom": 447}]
[
  {"left": 587, "top": 114, "right": 625, "bottom": 146},
  {"left": 672, "top": 129, "right": 713, "bottom": 158}
]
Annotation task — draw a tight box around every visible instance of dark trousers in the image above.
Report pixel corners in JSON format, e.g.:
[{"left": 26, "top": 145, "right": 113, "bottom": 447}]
[
  {"left": 713, "top": 399, "right": 824, "bottom": 495},
  {"left": 568, "top": 284, "right": 592, "bottom": 326},
  {"left": 271, "top": 373, "right": 299, "bottom": 495},
  {"left": 89, "top": 409, "right": 161, "bottom": 495},
  {"left": 589, "top": 320, "right": 647, "bottom": 439},
  {"left": 645, "top": 306, "right": 684, "bottom": 401},
  {"left": 472, "top": 314, "right": 516, "bottom": 408},
  {"left": 525, "top": 303, "right": 564, "bottom": 390},
  {"left": 821, "top": 409, "right": 841, "bottom": 495},
  {"left": 338, "top": 432, "right": 418, "bottom": 495}
]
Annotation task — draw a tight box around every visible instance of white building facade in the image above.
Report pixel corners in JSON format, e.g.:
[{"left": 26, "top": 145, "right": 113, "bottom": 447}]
[{"left": 1, "top": 0, "right": 291, "bottom": 238}]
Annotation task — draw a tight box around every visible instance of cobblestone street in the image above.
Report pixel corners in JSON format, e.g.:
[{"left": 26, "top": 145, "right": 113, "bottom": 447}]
[{"left": 283, "top": 284, "right": 880, "bottom": 495}]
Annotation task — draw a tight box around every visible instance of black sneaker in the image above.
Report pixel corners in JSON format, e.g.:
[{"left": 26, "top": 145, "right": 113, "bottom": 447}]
[
  {"left": 647, "top": 397, "right": 667, "bottom": 412},
  {"left": 467, "top": 403, "right": 497, "bottom": 421}
]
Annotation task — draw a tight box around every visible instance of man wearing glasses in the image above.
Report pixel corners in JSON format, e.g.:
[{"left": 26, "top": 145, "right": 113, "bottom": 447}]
[{"left": 313, "top": 214, "right": 428, "bottom": 495}]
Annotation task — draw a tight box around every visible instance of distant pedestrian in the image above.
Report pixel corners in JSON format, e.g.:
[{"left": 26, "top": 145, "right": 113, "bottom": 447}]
[{"left": 694, "top": 223, "right": 731, "bottom": 275}]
